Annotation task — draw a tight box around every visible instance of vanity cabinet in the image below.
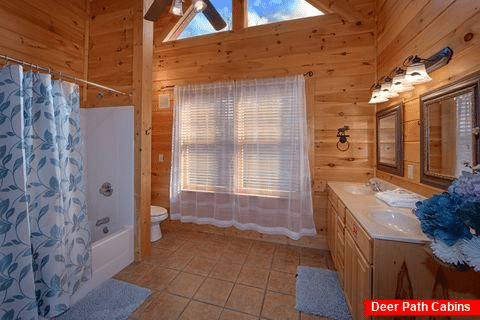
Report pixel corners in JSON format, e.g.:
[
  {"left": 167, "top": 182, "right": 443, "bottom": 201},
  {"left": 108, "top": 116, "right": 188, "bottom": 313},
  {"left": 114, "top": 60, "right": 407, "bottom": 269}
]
[
  {"left": 327, "top": 182, "right": 480, "bottom": 320},
  {"left": 344, "top": 209, "right": 372, "bottom": 320}
]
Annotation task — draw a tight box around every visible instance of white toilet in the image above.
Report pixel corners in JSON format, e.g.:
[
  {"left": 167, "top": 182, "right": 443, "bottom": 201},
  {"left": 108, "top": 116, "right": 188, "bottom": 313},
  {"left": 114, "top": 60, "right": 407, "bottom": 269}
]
[{"left": 150, "top": 205, "right": 168, "bottom": 242}]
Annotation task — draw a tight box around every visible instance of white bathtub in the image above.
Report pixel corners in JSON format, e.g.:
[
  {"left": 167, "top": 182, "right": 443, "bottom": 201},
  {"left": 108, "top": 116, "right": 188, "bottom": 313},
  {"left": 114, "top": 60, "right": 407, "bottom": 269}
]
[{"left": 72, "top": 225, "right": 134, "bottom": 304}]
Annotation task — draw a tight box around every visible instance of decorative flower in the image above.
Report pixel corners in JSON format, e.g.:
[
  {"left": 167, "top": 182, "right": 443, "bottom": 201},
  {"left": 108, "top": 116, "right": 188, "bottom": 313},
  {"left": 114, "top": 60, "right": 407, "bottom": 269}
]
[{"left": 415, "top": 170, "right": 480, "bottom": 270}]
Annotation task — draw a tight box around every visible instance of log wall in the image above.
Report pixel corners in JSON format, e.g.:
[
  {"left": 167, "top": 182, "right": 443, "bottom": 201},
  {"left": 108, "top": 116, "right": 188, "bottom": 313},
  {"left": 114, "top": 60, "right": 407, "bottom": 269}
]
[{"left": 375, "top": 0, "right": 480, "bottom": 197}]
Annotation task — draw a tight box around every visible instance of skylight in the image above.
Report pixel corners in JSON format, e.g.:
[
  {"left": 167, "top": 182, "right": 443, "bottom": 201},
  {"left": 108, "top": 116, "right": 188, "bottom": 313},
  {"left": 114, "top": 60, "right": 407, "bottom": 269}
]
[
  {"left": 167, "top": 0, "right": 324, "bottom": 41},
  {"left": 248, "top": 0, "right": 324, "bottom": 27}
]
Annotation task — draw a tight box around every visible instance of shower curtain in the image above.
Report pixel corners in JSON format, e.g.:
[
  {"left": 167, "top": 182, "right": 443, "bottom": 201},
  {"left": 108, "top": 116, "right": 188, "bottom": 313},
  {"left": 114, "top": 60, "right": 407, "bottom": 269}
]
[{"left": 0, "top": 64, "right": 91, "bottom": 319}]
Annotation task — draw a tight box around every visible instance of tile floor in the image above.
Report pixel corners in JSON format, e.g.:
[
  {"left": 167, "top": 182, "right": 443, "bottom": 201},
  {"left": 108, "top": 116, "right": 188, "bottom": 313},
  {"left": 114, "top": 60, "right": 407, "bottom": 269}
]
[{"left": 115, "top": 230, "right": 334, "bottom": 320}]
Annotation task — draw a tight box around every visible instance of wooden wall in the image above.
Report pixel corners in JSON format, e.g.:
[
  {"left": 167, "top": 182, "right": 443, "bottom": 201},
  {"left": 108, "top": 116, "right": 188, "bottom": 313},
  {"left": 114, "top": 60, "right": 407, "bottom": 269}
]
[
  {"left": 0, "top": 0, "right": 87, "bottom": 78},
  {"left": 151, "top": 0, "right": 376, "bottom": 248},
  {"left": 375, "top": 0, "right": 480, "bottom": 197},
  {"left": 87, "top": 0, "right": 154, "bottom": 258}
]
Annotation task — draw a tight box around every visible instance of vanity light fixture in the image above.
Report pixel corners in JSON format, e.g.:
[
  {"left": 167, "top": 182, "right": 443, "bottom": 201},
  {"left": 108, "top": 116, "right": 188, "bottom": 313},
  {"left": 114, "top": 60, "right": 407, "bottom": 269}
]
[
  {"left": 390, "top": 68, "right": 414, "bottom": 93},
  {"left": 369, "top": 47, "right": 453, "bottom": 104}
]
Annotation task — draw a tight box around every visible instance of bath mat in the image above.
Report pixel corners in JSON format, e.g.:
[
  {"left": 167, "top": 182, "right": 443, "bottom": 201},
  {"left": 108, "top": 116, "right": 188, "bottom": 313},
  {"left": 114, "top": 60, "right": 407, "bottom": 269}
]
[
  {"left": 53, "top": 279, "right": 150, "bottom": 320},
  {"left": 296, "top": 266, "right": 352, "bottom": 320}
]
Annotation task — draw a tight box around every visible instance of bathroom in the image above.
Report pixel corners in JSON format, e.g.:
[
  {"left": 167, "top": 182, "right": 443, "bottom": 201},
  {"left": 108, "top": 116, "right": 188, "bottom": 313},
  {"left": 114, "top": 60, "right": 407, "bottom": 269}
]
[{"left": 0, "top": 0, "right": 479, "bottom": 319}]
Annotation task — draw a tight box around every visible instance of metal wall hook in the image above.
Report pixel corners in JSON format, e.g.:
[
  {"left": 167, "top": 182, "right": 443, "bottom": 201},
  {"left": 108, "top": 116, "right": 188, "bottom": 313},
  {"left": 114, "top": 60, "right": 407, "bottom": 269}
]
[{"left": 336, "top": 126, "right": 350, "bottom": 151}]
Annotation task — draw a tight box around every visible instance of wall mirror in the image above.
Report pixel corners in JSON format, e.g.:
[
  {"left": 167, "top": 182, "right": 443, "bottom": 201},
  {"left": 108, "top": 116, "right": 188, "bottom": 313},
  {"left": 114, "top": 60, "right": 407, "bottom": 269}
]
[
  {"left": 420, "top": 73, "right": 480, "bottom": 189},
  {"left": 376, "top": 103, "right": 404, "bottom": 176}
]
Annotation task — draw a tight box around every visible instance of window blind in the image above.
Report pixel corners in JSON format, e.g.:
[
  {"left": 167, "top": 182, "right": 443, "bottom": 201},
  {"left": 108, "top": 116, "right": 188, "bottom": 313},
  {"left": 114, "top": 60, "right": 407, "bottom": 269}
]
[{"left": 177, "top": 77, "right": 303, "bottom": 197}]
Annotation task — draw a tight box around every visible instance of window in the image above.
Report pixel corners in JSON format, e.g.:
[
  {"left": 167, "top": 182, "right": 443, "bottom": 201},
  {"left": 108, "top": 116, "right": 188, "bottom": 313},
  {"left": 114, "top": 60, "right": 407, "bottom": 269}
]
[
  {"left": 176, "top": 76, "right": 305, "bottom": 197},
  {"left": 165, "top": 0, "right": 323, "bottom": 41},
  {"left": 248, "top": 0, "right": 324, "bottom": 27}
]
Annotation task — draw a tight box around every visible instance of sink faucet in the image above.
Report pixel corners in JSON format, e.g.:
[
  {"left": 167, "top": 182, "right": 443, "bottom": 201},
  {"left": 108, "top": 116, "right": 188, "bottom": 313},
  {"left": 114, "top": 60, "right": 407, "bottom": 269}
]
[{"left": 367, "top": 180, "right": 382, "bottom": 192}]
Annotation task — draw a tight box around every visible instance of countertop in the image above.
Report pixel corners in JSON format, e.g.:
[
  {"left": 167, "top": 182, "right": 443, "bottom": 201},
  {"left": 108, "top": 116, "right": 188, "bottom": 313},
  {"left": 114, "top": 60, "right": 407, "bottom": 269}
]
[{"left": 327, "top": 181, "right": 430, "bottom": 244}]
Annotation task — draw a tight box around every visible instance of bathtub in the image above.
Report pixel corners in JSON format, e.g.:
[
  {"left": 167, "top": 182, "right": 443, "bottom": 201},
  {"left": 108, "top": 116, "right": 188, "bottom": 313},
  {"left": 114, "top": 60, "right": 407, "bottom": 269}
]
[
  {"left": 72, "top": 225, "right": 134, "bottom": 304},
  {"left": 72, "top": 106, "right": 135, "bottom": 304}
]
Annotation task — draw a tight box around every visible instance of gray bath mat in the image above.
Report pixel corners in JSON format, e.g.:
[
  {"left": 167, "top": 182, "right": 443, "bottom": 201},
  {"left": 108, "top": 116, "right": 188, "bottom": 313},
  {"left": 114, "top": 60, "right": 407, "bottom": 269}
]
[
  {"left": 296, "top": 266, "right": 351, "bottom": 320},
  {"left": 54, "top": 279, "right": 150, "bottom": 320}
]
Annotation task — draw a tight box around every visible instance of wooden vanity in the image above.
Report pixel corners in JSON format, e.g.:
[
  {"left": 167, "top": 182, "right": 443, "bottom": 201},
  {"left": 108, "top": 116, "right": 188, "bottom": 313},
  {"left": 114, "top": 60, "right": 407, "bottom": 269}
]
[{"left": 327, "top": 182, "right": 480, "bottom": 320}]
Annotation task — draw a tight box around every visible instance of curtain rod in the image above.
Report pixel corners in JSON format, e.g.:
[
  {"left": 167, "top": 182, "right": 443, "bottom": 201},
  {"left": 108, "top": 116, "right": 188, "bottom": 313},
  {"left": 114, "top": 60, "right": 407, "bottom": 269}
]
[{"left": 0, "top": 53, "right": 131, "bottom": 96}]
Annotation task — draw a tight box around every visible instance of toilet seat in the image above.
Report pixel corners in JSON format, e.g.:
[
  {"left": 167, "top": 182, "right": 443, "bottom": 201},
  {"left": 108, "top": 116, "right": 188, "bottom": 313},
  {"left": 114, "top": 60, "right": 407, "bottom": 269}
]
[{"left": 151, "top": 206, "right": 168, "bottom": 222}]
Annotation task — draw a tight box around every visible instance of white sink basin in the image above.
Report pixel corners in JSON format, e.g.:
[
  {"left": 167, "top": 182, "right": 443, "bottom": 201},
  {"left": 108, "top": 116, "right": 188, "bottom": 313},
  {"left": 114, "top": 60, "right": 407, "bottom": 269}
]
[
  {"left": 369, "top": 210, "right": 420, "bottom": 233},
  {"left": 343, "top": 185, "right": 373, "bottom": 196}
]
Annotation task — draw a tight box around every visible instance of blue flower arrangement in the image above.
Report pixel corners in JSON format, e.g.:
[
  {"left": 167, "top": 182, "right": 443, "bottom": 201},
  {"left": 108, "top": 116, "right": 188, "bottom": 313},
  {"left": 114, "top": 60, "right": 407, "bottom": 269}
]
[{"left": 414, "top": 164, "right": 480, "bottom": 271}]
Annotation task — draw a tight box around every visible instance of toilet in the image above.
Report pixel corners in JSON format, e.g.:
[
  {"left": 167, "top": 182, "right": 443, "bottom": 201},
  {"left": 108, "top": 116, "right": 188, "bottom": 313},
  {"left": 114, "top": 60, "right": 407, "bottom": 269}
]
[{"left": 150, "top": 205, "right": 168, "bottom": 242}]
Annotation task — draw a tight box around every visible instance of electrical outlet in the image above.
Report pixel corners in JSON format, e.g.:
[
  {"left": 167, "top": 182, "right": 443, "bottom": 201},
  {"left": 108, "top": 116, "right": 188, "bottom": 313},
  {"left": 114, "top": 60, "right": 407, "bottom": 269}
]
[
  {"left": 407, "top": 165, "right": 414, "bottom": 180},
  {"left": 158, "top": 153, "right": 164, "bottom": 162}
]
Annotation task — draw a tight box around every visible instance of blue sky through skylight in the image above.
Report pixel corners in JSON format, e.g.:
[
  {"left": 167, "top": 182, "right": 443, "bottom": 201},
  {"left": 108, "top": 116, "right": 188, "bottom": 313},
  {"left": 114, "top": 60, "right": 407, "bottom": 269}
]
[{"left": 177, "top": 0, "right": 323, "bottom": 40}]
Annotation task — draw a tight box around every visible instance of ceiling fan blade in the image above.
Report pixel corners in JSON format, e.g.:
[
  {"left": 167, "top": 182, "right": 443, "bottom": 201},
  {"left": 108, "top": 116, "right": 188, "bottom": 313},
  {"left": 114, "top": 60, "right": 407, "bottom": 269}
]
[
  {"left": 144, "top": 0, "right": 171, "bottom": 21},
  {"left": 202, "top": 0, "right": 227, "bottom": 31}
]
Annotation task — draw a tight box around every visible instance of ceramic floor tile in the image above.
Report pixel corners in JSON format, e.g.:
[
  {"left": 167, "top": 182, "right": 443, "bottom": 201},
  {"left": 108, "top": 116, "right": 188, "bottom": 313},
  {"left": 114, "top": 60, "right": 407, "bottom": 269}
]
[
  {"left": 220, "top": 250, "right": 249, "bottom": 265},
  {"left": 193, "top": 277, "right": 234, "bottom": 307},
  {"left": 267, "top": 270, "right": 296, "bottom": 295},
  {"left": 225, "top": 284, "right": 265, "bottom": 316},
  {"left": 183, "top": 256, "right": 216, "bottom": 276},
  {"left": 179, "top": 300, "right": 223, "bottom": 320},
  {"left": 244, "top": 253, "right": 273, "bottom": 269},
  {"left": 219, "top": 309, "right": 259, "bottom": 320},
  {"left": 158, "top": 251, "right": 194, "bottom": 270},
  {"left": 139, "top": 266, "right": 179, "bottom": 291},
  {"left": 166, "top": 271, "right": 205, "bottom": 298},
  {"left": 261, "top": 291, "right": 299, "bottom": 320},
  {"left": 130, "top": 291, "right": 189, "bottom": 320},
  {"left": 271, "top": 254, "right": 300, "bottom": 274},
  {"left": 237, "top": 265, "right": 270, "bottom": 289},
  {"left": 209, "top": 261, "right": 242, "bottom": 282},
  {"left": 249, "top": 241, "right": 276, "bottom": 256}
]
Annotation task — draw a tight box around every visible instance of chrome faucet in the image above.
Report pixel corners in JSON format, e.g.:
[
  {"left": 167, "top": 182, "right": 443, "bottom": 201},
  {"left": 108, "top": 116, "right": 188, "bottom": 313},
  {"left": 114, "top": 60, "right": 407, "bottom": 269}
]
[{"left": 367, "top": 180, "right": 382, "bottom": 192}]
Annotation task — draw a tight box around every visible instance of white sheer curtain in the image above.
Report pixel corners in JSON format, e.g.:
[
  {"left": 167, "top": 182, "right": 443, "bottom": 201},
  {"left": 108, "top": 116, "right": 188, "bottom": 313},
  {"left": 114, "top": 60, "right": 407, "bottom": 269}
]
[{"left": 170, "top": 75, "right": 316, "bottom": 240}]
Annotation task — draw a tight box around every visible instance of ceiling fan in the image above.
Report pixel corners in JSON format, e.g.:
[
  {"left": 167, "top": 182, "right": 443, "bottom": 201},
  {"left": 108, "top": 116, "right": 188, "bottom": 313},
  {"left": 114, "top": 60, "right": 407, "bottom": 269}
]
[{"left": 144, "top": 0, "right": 227, "bottom": 31}]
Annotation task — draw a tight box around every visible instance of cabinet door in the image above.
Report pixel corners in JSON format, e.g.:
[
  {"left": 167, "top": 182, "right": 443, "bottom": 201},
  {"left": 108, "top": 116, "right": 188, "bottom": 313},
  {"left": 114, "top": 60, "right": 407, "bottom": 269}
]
[
  {"left": 335, "top": 215, "right": 345, "bottom": 285},
  {"left": 345, "top": 232, "right": 372, "bottom": 320},
  {"left": 344, "top": 231, "right": 355, "bottom": 313}
]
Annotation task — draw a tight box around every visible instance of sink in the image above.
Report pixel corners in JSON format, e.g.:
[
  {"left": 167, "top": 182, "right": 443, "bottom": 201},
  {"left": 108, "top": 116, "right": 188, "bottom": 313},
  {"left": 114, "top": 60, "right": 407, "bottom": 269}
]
[
  {"left": 369, "top": 210, "right": 420, "bottom": 233},
  {"left": 343, "top": 185, "right": 373, "bottom": 196}
]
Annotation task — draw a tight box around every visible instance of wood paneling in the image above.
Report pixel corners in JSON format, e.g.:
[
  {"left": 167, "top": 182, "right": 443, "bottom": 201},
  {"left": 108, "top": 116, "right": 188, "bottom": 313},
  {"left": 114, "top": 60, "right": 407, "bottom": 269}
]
[
  {"left": 375, "top": 0, "right": 480, "bottom": 197},
  {"left": 0, "top": 0, "right": 87, "bottom": 77},
  {"left": 151, "top": 0, "right": 376, "bottom": 249}
]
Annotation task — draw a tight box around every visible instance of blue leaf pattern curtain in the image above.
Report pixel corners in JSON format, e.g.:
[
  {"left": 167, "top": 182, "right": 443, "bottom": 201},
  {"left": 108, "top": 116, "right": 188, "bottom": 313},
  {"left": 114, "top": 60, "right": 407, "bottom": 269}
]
[{"left": 0, "top": 64, "right": 91, "bottom": 319}]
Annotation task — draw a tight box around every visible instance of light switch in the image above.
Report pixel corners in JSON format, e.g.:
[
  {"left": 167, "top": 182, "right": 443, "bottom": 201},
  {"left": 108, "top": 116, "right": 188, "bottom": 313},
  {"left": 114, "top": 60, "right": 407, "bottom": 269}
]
[
  {"left": 407, "top": 165, "right": 414, "bottom": 179},
  {"left": 158, "top": 153, "right": 164, "bottom": 162}
]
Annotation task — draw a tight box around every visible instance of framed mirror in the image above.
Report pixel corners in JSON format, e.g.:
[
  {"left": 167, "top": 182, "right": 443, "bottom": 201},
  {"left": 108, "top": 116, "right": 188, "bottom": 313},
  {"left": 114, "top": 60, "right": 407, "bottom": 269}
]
[
  {"left": 376, "top": 103, "right": 404, "bottom": 176},
  {"left": 420, "top": 73, "right": 480, "bottom": 189}
]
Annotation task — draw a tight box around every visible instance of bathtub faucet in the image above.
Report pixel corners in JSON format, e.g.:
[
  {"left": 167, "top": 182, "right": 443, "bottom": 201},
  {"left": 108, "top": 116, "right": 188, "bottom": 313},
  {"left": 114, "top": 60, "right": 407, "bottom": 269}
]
[{"left": 96, "top": 217, "right": 110, "bottom": 227}]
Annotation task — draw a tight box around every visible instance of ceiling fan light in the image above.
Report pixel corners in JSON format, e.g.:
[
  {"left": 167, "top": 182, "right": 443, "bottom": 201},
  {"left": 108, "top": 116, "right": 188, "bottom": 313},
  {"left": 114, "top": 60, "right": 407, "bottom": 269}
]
[
  {"left": 405, "top": 63, "right": 432, "bottom": 85},
  {"left": 170, "top": 0, "right": 183, "bottom": 16},
  {"left": 193, "top": 0, "right": 207, "bottom": 12}
]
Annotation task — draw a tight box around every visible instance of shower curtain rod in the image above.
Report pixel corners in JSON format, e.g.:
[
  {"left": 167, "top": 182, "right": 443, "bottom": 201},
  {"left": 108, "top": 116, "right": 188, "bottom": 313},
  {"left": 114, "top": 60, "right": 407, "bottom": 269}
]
[{"left": 0, "top": 53, "right": 131, "bottom": 96}]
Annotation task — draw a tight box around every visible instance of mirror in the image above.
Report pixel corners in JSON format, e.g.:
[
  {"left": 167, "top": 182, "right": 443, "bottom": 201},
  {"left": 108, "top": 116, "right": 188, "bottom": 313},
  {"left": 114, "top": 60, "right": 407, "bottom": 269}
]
[
  {"left": 376, "top": 103, "right": 404, "bottom": 176},
  {"left": 420, "top": 73, "right": 480, "bottom": 189}
]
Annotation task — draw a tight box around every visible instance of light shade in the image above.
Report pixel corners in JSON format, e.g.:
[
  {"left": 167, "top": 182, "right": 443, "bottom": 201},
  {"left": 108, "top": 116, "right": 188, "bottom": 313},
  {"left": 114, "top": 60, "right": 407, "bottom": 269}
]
[
  {"left": 405, "top": 62, "right": 432, "bottom": 85},
  {"left": 380, "top": 80, "right": 398, "bottom": 99},
  {"left": 193, "top": 0, "right": 207, "bottom": 12},
  {"left": 170, "top": 0, "right": 183, "bottom": 16},
  {"left": 369, "top": 87, "right": 389, "bottom": 104},
  {"left": 391, "top": 72, "right": 414, "bottom": 93}
]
